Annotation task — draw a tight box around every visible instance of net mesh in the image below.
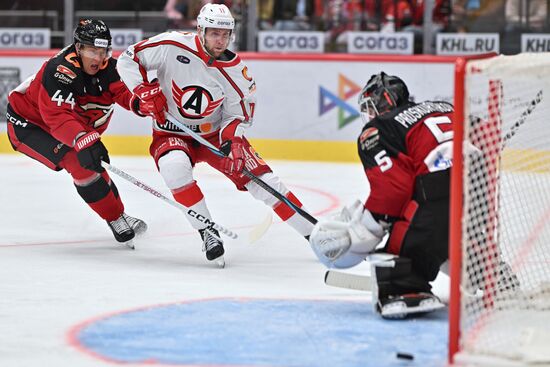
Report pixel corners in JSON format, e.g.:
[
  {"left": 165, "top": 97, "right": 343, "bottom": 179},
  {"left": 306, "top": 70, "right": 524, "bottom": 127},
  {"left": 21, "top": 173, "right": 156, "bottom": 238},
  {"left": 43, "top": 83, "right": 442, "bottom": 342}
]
[
  {"left": 458, "top": 54, "right": 550, "bottom": 364},
  {"left": 0, "top": 67, "right": 21, "bottom": 122}
]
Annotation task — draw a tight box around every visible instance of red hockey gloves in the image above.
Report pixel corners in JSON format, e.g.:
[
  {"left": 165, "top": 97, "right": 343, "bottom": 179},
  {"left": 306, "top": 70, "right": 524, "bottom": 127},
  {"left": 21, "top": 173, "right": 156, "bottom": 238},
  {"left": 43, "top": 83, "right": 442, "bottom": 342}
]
[
  {"left": 133, "top": 81, "right": 168, "bottom": 122},
  {"left": 74, "top": 131, "right": 109, "bottom": 173},
  {"left": 220, "top": 137, "right": 246, "bottom": 175}
]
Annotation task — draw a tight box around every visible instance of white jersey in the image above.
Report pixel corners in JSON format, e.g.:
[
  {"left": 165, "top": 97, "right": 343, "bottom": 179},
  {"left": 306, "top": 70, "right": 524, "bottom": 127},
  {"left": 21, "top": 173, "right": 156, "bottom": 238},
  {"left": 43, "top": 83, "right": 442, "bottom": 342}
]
[{"left": 117, "top": 31, "right": 256, "bottom": 141}]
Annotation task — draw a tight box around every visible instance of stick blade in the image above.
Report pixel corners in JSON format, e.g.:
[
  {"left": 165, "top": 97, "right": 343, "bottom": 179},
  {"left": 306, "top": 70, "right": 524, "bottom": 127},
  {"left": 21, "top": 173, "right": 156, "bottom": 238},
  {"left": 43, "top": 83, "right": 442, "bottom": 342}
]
[
  {"left": 248, "top": 211, "right": 273, "bottom": 244},
  {"left": 324, "top": 270, "right": 372, "bottom": 291}
]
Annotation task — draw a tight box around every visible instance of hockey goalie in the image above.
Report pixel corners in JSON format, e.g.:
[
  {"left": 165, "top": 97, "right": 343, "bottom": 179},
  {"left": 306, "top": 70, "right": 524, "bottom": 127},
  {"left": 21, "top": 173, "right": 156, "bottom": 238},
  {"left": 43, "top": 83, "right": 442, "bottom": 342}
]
[{"left": 309, "top": 72, "right": 453, "bottom": 319}]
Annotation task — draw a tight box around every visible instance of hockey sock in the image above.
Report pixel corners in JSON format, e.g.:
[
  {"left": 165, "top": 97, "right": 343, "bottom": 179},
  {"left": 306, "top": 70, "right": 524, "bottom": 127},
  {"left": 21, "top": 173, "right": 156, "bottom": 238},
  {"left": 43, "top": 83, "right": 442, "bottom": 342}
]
[
  {"left": 75, "top": 173, "right": 124, "bottom": 222},
  {"left": 172, "top": 180, "right": 213, "bottom": 230},
  {"left": 273, "top": 191, "right": 314, "bottom": 237}
]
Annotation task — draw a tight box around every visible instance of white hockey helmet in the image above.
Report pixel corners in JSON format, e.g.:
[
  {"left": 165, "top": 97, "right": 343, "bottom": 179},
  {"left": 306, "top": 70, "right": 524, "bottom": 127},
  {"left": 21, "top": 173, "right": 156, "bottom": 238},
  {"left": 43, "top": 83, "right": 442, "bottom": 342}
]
[{"left": 197, "top": 4, "right": 235, "bottom": 32}]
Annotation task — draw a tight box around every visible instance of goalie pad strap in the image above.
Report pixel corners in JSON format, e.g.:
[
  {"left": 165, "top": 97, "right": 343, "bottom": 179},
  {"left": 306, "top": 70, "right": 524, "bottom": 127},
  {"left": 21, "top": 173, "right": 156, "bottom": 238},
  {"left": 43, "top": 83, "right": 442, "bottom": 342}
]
[{"left": 387, "top": 200, "right": 418, "bottom": 255}]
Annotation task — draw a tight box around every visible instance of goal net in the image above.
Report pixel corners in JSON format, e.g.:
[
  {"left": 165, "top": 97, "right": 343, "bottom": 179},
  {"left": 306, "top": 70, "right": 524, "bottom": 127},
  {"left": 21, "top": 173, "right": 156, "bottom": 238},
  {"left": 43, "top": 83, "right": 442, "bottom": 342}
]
[
  {"left": 0, "top": 67, "right": 21, "bottom": 123},
  {"left": 449, "top": 54, "right": 550, "bottom": 366}
]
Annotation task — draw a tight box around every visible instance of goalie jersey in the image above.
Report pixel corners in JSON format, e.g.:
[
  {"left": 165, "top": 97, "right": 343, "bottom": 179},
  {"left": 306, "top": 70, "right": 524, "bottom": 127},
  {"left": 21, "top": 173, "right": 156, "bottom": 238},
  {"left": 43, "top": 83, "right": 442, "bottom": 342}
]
[
  {"left": 357, "top": 101, "right": 454, "bottom": 219},
  {"left": 117, "top": 31, "right": 257, "bottom": 142}
]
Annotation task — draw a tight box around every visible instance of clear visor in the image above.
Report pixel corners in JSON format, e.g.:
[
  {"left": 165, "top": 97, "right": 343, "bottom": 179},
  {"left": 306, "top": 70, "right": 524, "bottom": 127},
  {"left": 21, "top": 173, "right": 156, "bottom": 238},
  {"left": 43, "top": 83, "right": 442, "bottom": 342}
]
[
  {"left": 359, "top": 96, "right": 379, "bottom": 124},
  {"left": 200, "top": 28, "right": 235, "bottom": 44},
  {"left": 77, "top": 44, "right": 112, "bottom": 59}
]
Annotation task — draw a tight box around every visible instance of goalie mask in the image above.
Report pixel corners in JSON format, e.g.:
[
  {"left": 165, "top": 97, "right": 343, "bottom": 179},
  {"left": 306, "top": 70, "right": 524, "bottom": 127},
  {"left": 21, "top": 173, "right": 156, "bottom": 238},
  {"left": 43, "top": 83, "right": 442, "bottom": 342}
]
[
  {"left": 358, "top": 72, "right": 410, "bottom": 124},
  {"left": 196, "top": 4, "right": 235, "bottom": 51},
  {"left": 74, "top": 19, "right": 112, "bottom": 58}
]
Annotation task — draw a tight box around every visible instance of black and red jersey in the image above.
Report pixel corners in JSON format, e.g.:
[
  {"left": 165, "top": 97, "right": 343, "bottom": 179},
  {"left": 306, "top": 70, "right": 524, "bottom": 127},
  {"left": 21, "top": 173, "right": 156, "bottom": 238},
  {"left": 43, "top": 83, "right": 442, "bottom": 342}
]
[
  {"left": 358, "top": 101, "right": 454, "bottom": 218},
  {"left": 8, "top": 44, "right": 134, "bottom": 147}
]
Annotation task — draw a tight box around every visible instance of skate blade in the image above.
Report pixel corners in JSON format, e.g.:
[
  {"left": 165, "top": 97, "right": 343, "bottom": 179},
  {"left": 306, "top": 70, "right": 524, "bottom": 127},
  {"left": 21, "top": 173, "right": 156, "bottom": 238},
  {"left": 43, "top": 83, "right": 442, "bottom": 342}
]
[
  {"left": 122, "top": 240, "right": 135, "bottom": 250},
  {"left": 214, "top": 256, "right": 225, "bottom": 268}
]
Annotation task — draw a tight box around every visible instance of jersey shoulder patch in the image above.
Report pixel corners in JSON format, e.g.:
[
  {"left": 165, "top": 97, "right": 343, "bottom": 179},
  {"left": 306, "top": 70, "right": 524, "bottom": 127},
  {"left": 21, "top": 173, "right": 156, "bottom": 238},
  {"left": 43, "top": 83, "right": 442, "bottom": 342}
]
[
  {"left": 42, "top": 52, "right": 84, "bottom": 96},
  {"left": 358, "top": 125, "right": 381, "bottom": 152}
]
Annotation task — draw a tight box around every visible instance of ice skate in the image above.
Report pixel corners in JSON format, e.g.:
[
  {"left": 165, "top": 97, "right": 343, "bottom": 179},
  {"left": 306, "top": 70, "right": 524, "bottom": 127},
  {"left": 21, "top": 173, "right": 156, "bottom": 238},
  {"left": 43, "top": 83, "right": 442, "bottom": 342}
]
[
  {"left": 378, "top": 292, "right": 445, "bottom": 319},
  {"left": 122, "top": 213, "right": 148, "bottom": 236},
  {"left": 199, "top": 225, "right": 225, "bottom": 267},
  {"left": 107, "top": 214, "right": 135, "bottom": 249}
]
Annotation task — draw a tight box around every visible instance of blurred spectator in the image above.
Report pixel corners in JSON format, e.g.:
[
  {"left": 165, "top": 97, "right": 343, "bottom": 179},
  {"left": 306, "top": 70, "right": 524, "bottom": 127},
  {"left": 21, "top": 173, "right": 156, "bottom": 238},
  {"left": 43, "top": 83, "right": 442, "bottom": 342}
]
[
  {"left": 505, "top": 0, "right": 548, "bottom": 32},
  {"left": 164, "top": 0, "right": 208, "bottom": 28},
  {"left": 451, "top": 0, "right": 506, "bottom": 32},
  {"left": 258, "top": 0, "right": 275, "bottom": 29},
  {"left": 273, "top": 0, "right": 315, "bottom": 30},
  {"left": 164, "top": 0, "right": 184, "bottom": 20},
  {"left": 402, "top": 0, "right": 451, "bottom": 52},
  {"left": 409, "top": 0, "right": 451, "bottom": 30},
  {"left": 363, "top": 0, "right": 414, "bottom": 32}
]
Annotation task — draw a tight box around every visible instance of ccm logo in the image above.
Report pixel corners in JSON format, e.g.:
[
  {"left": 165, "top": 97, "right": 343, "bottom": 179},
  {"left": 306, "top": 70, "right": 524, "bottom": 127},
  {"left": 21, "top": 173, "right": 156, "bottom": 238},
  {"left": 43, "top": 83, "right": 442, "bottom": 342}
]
[
  {"left": 6, "top": 111, "right": 28, "bottom": 127},
  {"left": 139, "top": 87, "right": 161, "bottom": 98}
]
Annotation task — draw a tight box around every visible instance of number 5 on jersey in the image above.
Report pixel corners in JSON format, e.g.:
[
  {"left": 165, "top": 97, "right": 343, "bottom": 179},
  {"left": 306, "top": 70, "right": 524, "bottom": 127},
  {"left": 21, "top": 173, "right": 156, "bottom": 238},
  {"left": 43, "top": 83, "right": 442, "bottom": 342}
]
[{"left": 375, "top": 150, "right": 393, "bottom": 172}]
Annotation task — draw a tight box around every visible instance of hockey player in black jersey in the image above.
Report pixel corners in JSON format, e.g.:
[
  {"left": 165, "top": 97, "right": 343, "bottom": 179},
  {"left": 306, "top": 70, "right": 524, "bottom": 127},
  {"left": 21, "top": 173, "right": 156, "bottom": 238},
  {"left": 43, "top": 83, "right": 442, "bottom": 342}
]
[
  {"left": 310, "top": 72, "right": 453, "bottom": 318},
  {"left": 310, "top": 72, "right": 520, "bottom": 318}
]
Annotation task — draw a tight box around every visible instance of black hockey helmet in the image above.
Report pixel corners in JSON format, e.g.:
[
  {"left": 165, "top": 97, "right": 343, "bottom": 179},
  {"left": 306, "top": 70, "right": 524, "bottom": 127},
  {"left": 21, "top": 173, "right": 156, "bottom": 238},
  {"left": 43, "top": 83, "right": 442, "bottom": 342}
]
[
  {"left": 73, "top": 19, "right": 111, "bottom": 48},
  {"left": 358, "top": 72, "right": 410, "bottom": 123}
]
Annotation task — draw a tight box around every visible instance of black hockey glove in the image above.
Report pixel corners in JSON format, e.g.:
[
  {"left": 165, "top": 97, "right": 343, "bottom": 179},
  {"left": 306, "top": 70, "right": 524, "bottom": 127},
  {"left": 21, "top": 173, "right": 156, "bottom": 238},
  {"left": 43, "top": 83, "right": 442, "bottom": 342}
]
[{"left": 74, "top": 131, "right": 110, "bottom": 173}]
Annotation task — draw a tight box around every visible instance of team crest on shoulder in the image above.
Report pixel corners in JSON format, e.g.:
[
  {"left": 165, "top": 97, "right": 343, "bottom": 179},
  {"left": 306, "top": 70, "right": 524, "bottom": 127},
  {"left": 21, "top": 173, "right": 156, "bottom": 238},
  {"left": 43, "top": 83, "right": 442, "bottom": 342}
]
[
  {"left": 242, "top": 66, "right": 253, "bottom": 81},
  {"left": 171, "top": 81, "right": 224, "bottom": 120},
  {"left": 359, "top": 127, "right": 380, "bottom": 151}
]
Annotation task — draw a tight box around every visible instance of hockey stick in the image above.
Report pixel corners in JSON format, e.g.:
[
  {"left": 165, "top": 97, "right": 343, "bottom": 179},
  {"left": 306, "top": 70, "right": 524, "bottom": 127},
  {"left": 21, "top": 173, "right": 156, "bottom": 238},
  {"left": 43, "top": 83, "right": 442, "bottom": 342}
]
[
  {"left": 324, "top": 270, "right": 372, "bottom": 291},
  {"left": 501, "top": 89, "right": 543, "bottom": 149},
  {"left": 165, "top": 114, "right": 318, "bottom": 225},
  {"left": 102, "top": 162, "right": 238, "bottom": 239}
]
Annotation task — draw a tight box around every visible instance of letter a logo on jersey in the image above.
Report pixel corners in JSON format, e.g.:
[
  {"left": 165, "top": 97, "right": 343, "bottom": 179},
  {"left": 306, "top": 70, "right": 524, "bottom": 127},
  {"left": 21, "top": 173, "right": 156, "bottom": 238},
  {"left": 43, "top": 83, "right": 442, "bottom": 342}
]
[{"left": 172, "top": 81, "right": 224, "bottom": 120}]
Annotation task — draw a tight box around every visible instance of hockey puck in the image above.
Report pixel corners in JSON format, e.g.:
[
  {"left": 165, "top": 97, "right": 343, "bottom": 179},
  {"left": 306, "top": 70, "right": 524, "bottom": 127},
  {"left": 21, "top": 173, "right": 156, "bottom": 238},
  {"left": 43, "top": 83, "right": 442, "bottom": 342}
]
[{"left": 396, "top": 352, "right": 414, "bottom": 360}]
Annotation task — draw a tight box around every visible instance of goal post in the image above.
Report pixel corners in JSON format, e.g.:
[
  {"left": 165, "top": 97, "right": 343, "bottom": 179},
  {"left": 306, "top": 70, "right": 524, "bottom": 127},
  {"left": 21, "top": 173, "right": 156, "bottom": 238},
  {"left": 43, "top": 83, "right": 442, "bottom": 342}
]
[{"left": 449, "top": 53, "right": 550, "bottom": 365}]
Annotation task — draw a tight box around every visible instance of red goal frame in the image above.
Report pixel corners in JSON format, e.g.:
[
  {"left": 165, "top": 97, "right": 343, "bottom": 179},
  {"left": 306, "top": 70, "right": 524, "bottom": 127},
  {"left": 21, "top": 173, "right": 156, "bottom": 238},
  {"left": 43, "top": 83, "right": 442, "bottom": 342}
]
[{"left": 448, "top": 53, "right": 497, "bottom": 364}]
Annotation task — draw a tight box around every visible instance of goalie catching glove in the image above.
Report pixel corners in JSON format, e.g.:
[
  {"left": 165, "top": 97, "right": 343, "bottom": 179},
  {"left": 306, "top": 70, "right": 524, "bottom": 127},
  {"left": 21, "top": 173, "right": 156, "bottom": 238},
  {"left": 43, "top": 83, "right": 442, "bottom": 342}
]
[{"left": 309, "top": 201, "right": 386, "bottom": 268}]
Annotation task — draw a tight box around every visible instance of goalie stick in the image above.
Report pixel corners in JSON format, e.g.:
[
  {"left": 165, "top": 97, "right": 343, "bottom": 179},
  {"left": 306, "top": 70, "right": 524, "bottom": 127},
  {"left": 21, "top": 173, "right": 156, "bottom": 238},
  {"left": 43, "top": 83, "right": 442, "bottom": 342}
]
[
  {"left": 165, "top": 114, "right": 318, "bottom": 225},
  {"left": 324, "top": 270, "right": 372, "bottom": 291},
  {"left": 102, "top": 162, "right": 238, "bottom": 239}
]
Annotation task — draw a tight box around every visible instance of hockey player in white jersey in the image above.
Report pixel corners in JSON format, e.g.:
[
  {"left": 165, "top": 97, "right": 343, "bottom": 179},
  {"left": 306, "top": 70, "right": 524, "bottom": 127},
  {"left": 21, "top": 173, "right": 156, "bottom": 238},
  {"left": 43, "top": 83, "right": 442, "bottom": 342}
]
[{"left": 117, "top": 4, "right": 314, "bottom": 266}]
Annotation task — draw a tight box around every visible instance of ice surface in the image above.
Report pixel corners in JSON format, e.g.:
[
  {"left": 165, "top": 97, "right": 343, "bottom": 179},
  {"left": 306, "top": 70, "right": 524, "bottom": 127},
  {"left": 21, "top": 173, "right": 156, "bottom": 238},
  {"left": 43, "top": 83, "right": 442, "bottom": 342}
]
[{"left": 0, "top": 155, "right": 448, "bottom": 367}]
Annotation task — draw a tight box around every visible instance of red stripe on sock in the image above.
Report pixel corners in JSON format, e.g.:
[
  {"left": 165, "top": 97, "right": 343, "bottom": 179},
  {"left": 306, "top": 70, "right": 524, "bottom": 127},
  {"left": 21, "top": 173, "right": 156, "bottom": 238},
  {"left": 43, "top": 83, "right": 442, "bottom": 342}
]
[
  {"left": 273, "top": 192, "right": 303, "bottom": 221},
  {"left": 172, "top": 181, "right": 204, "bottom": 207}
]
